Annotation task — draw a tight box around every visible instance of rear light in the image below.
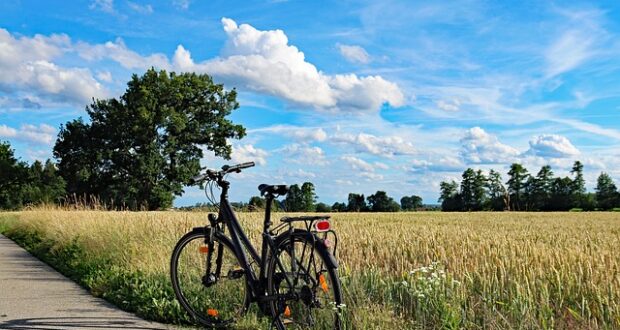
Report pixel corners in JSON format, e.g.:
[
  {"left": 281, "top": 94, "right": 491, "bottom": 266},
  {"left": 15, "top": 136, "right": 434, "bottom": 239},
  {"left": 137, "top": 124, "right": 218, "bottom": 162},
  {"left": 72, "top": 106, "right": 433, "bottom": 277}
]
[{"left": 315, "top": 219, "right": 330, "bottom": 232}]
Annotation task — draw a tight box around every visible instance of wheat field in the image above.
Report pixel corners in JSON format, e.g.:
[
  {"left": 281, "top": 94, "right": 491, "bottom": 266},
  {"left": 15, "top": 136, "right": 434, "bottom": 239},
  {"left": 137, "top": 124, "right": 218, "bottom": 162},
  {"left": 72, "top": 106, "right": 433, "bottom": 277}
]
[{"left": 1, "top": 210, "right": 619, "bottom": 329}]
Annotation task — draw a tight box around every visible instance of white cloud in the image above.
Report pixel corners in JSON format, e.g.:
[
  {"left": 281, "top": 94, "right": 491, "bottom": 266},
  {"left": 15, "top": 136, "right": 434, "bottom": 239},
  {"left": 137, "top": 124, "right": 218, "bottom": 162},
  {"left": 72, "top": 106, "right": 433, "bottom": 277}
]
[
  {"left": 128, "top": 2, "right": 153, "bottom": 14},
  {"left": 341, "top": 155, "right": 374, "bottom": 172},
  {"left": 281, "top": 144, "right": 327, "bottom": 165},
  {"left": 337, "top": 44, "right": 370, "bottom": 64},
  {"left": 436, "top": 98, "right": 461, "bottom": 112},
  {"left": 231, "top": 144, "right": 268, "bottom": 165},
  {"left": 170, "top": 18, "right": 404, "bottom": 112},
  {"left": 460, "top": 127, "right": 520, "bottom": 163},
  {"left": 0, "top": 29, "right": 106, "bottom": 105},
  {"left": 90, "top": 0, "right": 115, "bottom": 13},
  {"left": 332, "top": 132, "right": 415, "bottom": 157},
  {"left": 360, "top": 172, "right": 383, "bottom": 181},
  {"left": 410, "top": 156, "right": 463, "bottom": 172},
  {"left": 0, "top": 124, "right": 56, "bottom": 145},
  {"left": 76, "top": 38, "right": 170, "bottom": 70},
  {"left": 250, "top": 125, "right": 327, "bottom": 142},
  {"left": 526, "top": 134, "right": 580, "bottom": 158},
  {"left": 172, "top": 0, "right": 190, "bottom": 10},
  {"left": 96, "top": 70, "right": 113, "bottom": 82}
]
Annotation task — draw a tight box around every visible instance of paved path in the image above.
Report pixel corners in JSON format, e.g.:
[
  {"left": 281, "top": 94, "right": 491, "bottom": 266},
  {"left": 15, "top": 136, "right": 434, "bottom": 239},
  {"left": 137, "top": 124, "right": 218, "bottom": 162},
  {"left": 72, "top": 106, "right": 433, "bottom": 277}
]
[{"left": 0, "top": 234, "right": 177, "bottom": 330}]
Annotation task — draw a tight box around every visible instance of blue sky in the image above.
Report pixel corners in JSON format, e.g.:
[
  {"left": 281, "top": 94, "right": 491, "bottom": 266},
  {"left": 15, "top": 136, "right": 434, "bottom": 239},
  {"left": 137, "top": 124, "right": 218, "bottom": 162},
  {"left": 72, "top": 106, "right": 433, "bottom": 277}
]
[{"left": 2, "top": 0, "right": 620, "bottom": 206}]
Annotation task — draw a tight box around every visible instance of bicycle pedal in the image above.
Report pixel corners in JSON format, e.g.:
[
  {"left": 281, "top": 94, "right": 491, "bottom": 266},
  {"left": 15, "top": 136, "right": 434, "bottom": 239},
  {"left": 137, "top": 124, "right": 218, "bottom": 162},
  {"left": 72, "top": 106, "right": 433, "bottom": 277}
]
[{"left": 228, "top": 268, "right": 245, "bottom": 279}]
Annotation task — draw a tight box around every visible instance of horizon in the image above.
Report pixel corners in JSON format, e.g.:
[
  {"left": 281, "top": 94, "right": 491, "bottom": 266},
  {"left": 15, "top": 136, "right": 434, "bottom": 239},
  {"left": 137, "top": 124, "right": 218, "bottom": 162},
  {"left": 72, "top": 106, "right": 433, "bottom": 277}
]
[{"left": 2, "top": 1, "right": 620, "bottom": 206}]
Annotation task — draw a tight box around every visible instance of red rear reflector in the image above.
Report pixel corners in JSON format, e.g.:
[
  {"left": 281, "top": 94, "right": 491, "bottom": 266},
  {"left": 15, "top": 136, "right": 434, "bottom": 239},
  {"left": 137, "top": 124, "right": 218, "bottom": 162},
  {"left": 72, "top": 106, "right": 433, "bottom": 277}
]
[{"left": 315, "top": 220, "right": 330, "bottom": 232}]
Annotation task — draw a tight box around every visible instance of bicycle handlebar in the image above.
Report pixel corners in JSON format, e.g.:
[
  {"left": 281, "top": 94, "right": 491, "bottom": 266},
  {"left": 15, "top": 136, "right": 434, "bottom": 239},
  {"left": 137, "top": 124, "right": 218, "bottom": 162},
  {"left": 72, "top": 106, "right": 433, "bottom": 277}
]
[{"left": 191, "top": 162, "right": 256, "bottom": 184}]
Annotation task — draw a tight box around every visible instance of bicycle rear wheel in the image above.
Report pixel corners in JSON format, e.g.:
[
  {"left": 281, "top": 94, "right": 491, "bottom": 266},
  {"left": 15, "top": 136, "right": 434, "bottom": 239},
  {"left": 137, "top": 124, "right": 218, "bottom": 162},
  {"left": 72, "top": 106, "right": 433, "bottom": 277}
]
[
  {"left": 170, "top": 229, "right": 249, "bottom": 327},
  {"left": 267, "top": 230, "right": 344, "bottom": 329}
]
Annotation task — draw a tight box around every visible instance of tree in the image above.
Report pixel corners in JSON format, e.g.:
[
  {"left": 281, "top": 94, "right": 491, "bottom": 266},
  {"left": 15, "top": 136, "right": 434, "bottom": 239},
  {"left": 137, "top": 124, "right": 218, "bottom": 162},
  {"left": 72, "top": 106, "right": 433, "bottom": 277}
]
[
  {"left": 549, "top": 177, "right": 573, "bottom": 211},
  {"left": 528, "top": 165, "right": 554, "bottom": 211},
  {"left": 595, "top": 173, "right": 619, "bottom": 210},
  {"left": 331, "top": 202, "right": 347, "bottom": 212},
  {"left": 439, "top": 180, "right": 462, "bottom": 211},
  {"left": 400, "top": 195, "right": 423, "bottom": 211},
  {"left": 0, "top": 141, "right": 28, "bottom": 209},
  {"left": 507, "top": 163, "right": 529, "bottom": 211},
  {"left": 300, "top": 182, "right": 317, "bottom": 212},
  {"left": 284, "top": 184, "right": 303, "bottom": 211},
  {"left": 315, "top": 202, "right": 331, "bottom": 212},
  {"left": 21, "top": 160, "right": 66, "bottom": 205},
  {"left": 460, "top": 169, "right": 486, "bottom": 211},
  {"left": 248, "top": 196, "right": 265, "bottom": 210},
  {"left": 54, "top": 69, "right": 245, "bottom": 210},
  {"left": 347, "top": 193, "right": 367, "bottom": 212},
  {"left": 570, "top": 161, "right": 586, "bottom": 208},
  {"left": 367, "top": 191, "right": 400, "bottom": 212},
  {"left": 486, "top": 169, "right": 508, "bottom": 211}
]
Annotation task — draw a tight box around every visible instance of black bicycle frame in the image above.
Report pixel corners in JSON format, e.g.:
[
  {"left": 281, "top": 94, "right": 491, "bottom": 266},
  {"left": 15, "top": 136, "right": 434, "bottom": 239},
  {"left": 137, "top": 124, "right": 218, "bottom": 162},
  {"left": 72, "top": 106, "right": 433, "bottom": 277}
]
[{"left": 215, "top": 180, "right": 293, "bottom": 303}]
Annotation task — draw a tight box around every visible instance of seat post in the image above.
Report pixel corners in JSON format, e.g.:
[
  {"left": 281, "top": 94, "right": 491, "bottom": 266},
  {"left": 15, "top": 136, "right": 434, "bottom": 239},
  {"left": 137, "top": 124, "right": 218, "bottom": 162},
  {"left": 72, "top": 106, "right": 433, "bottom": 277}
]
[{"left": 264, "top": 194, "right": 274, "bottom": 231}]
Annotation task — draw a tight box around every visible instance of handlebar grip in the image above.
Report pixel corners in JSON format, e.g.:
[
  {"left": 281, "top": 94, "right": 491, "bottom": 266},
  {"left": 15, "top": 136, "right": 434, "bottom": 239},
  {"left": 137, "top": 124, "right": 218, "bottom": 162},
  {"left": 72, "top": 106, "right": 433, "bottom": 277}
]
[
  {"left": 191, "top": 174, "right": 206, "bottom": 183},
  {"left": 237, "top": 162, "right": 255, "bottom": 169}
]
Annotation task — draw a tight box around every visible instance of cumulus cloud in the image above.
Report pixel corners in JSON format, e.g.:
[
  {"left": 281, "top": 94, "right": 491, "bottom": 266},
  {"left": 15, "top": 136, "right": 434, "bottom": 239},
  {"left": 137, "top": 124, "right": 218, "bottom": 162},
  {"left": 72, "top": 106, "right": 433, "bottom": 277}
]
[
  {"left": 332, "top": 132, "right": 415, "bottom": 157},
  {"left": 460, "top": 127, "right": 520, "bottom": 164},
  {"left": 436, "top": 98, "right": 461, "bottom": 112},
  {"left": 251, "top": 125, "right": 328, "bottom": 142},
  {"left": 230, "top": 144, "right": 268, "bottom": 165},
  {"left": 171, "top": 18, "right": 404, "bottom": 112},
  {"left": 526, "top": 134, "right": 580, "bottom": 158},
  {"left": 0, "top": 29, "right": 106, "bottom": 105},
  {"left": 337, "top": 44, "right": 370, "bottom": 64},
  {"left": 341, "top": 155, "right": 375, "bottom": 172},
  {"left": 0, "top": 124, "right": 56, "bottom": 145}
]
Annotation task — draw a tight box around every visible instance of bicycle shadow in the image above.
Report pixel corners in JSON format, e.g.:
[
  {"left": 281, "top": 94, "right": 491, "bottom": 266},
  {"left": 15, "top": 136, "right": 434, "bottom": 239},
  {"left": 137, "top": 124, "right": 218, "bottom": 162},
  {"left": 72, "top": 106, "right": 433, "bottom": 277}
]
[{"left": 0, "top": 316, "right": 168, "bottom": 329}]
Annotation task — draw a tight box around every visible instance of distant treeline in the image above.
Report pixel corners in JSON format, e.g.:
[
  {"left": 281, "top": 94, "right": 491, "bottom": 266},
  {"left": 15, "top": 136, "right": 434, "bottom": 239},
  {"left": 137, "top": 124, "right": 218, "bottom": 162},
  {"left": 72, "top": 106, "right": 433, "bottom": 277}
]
[
  {"left": 244, "top": 182, "right": 433, "bottom": 212},
  {"left": 439, "top": 161, "right": 620, "bottom": 211}
]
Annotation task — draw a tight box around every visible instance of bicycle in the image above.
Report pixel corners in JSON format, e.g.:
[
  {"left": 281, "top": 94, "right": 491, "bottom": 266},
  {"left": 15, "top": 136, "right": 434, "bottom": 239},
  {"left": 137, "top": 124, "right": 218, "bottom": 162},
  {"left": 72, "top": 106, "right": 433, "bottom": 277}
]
[{"left": 170, "top": 162, "right": 344, "bottom": 329}]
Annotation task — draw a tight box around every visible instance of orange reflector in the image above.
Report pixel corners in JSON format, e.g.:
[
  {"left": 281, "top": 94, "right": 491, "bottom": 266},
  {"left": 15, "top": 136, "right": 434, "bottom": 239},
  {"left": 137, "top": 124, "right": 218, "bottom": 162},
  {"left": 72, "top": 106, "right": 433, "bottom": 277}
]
[
  {"left": 199, "top": 246, "right": 209, "bottom": 254},
  {"left": 284, "top": 306, "right": 291, "bottom": 317},
  {"left": 319, "top": 274, "right": 329, "bottom": 293},
  {"left": 207, "top": 309, "right": 218, "bottom": 317}
]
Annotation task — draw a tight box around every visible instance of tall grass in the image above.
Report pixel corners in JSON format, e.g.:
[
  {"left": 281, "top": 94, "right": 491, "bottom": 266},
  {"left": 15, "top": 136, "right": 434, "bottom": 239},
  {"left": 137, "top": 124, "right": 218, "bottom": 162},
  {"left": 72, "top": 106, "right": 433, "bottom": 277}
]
[{"left": 1, "top": 210, "right": 618, "bottom": 329}]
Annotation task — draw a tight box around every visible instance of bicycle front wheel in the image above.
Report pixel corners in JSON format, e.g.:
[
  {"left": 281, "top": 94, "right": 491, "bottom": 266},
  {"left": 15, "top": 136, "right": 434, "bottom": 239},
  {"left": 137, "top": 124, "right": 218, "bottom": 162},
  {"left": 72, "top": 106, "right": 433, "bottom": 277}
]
[
  {"left": 170, "top": 229, "right": 249, "bottom": 327},
  {"left": 267, "top": 230, "right": 344, "bottom": 329}
]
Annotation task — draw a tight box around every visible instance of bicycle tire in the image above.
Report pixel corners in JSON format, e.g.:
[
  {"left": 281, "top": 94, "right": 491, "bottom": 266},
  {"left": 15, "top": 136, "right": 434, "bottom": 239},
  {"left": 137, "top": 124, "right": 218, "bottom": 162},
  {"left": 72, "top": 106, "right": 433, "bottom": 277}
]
[
  {"left": 170, "top": 229, "right": 249, "bottom": 327},
  {"left": 267, "top": 230, "right": 344, "bottom": 329}
]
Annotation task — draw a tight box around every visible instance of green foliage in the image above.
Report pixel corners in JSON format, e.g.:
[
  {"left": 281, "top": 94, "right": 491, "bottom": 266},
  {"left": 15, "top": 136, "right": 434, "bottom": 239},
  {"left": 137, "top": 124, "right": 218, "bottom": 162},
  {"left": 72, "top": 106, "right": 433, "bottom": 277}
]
[
  {"left": 54, "top": 68, "right": 245, "bottom": 210},
  {"left": 507, "top": 163, "right": 529, "bottom": 211},
  {"left": 400, "top": 195, "right": 423, "bottom": 211},
  {"left": 595, "top": 172, "right": 620, "bottom": 210},
  {"left": 347, "top": 193, "right": 367, "bottom": 212},
  {"left": 331, "top": 202, "right": 347, "bottom": 212},
  {"left": 315, "top": 202, "right": 331, "bottom": 212},
  {"left": 0, "top": 141, "right": 66, "bottom": 209},
  {"left": 367, "top": 191, "right": 400, "bottom": 212},
  {"left": 248, "top": 195, "right": 265, "bottom": 210},
  {"left": 300, "top": 182, "right": 317, "bottom": 212},
  {"left": 439, "top": 180, "right": 462, "bottom": 212},
  {"left": 440, "top": 161, "right": 620, "bottom": 211}
]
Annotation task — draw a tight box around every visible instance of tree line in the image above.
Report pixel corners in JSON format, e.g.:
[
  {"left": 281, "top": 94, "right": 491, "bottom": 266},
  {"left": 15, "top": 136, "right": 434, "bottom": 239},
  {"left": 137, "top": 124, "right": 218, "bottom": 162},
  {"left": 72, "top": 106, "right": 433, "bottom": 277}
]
[
  {"left": 245, "top": 182, "right": 426, "bottom": 212},
  {"left": 439, "top": 161, "right": 620, "bottom": 211}
]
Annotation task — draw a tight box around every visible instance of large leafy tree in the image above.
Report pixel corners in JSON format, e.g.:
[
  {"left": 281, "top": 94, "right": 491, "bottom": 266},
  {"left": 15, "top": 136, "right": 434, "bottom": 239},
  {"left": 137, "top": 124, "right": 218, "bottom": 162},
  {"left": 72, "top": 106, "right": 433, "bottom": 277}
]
[
  {"left": 527, "top": 165, "right": 554, "bottom": 211},
  {"left": 284, "top": 184, "right": 303, "bottom": 211},
  {"left": 54, "top": 69, "right": 245, "bottom": 210},
  {"left": 21, "top": 160, "right": 66, "bottom": 205}
]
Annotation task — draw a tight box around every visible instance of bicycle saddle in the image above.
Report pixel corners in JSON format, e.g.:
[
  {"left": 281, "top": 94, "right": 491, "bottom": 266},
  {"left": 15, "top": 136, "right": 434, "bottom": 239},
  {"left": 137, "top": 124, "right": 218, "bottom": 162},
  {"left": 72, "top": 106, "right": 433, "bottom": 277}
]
[{"left": 258, "top": 184, "right": 289, "bottom": 196}]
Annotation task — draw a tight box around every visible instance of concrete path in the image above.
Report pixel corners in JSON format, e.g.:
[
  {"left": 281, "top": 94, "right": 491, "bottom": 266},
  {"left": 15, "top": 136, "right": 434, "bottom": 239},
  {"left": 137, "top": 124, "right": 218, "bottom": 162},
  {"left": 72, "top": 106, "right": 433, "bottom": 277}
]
[{"left": 0, "top": 234, "right": 177, "bottom": 330}]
